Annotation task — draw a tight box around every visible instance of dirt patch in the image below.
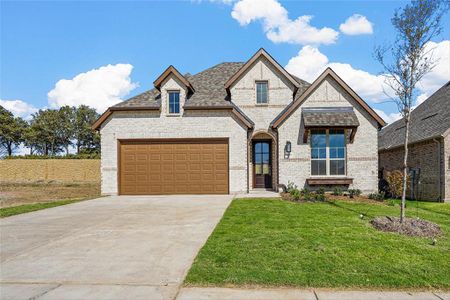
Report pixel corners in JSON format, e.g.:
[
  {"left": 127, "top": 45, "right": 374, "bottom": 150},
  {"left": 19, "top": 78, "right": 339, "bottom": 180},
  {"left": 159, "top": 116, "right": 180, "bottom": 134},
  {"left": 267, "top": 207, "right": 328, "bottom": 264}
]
[
  {"left": 0, "top": 181, "right": 101, "bottom": 208},
  {"left": 371, "top": 216, "right": 442, "bottom": 237}
]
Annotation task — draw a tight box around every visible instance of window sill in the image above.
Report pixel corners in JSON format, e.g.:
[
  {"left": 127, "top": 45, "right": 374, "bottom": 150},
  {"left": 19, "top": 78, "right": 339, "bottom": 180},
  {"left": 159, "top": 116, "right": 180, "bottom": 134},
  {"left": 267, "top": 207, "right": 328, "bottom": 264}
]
[
  {"left": 166, "top": 113, "right": 181, "bottom": 117},
  {"left": 306, "top": 177, "right": 353, "bottom": 185},
  {"left": 255, "top": 103, "right": 269, "bottom": 106}
]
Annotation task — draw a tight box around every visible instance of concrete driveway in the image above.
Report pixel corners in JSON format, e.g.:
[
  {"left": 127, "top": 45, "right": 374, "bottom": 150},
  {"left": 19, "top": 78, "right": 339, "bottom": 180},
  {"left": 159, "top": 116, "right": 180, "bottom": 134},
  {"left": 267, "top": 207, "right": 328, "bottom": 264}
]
[{"left": 0, "top": 195, "right": 232, "bottom": 300}]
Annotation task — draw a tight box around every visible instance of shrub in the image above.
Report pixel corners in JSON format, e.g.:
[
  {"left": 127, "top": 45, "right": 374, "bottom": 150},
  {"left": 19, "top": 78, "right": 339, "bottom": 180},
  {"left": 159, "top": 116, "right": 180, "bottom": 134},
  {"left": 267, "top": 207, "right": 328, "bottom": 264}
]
[
  {"left": 332, "top": 187, "right": 343, "bottom": 196},
  {"left": 301, "top": 188, "right": 313, "bottom": 201},
  {"left": 348, "top": 189, "right": 361, "bottom": 198},
  {"left": 387, "top": 200, "right": 396, "bottom": 206},
  {"left": 314, "top": 192, "right": 326, "bottom": 202},
  {"left": 385, "top": 170, "right": 409, "bottom": 198},
  {"left": 368, "top": 191, "right": 385, "bottom": 201},
  {"left": 291, "top": 189, "right": 301, "bottom": 201},
  {"left": 286, "top": 181, "right": 298, "bottom": 194}
]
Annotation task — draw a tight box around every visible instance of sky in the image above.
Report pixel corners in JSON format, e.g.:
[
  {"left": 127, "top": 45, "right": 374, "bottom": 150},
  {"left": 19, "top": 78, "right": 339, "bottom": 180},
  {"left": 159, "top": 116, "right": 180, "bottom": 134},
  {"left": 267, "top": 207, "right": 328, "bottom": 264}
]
[{"left": 1, "top": 0, "right": 449, "bottom": 125}]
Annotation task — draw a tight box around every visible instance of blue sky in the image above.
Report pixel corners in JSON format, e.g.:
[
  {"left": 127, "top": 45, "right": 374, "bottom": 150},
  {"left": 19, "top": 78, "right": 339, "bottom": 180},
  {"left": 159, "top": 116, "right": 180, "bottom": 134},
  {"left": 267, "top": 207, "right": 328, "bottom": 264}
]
[{"left": 1, "top": 0, "right": 449, "bottom": 123}]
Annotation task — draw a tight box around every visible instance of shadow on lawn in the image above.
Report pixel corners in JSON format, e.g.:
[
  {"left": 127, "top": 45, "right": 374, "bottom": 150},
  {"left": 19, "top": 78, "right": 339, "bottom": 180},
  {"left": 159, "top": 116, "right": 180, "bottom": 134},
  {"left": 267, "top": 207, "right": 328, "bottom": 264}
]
[{"left": 327, "top": 200, "right": 378, "bottom": 219}]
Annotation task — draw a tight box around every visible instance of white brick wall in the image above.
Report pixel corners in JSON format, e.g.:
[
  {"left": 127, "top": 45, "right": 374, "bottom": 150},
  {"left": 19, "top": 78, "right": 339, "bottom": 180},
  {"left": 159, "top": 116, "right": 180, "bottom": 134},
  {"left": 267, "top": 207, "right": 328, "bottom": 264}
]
[
  {"left": 277, "top": 76, "right": 379, "bottom": 193},
  {"left": 230, "top": 56, "right": 295, "bottom": 131}
]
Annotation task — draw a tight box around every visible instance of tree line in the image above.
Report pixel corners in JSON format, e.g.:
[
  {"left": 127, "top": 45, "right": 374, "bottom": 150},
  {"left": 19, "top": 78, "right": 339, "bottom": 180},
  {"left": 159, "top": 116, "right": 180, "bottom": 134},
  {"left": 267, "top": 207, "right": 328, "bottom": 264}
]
[{"left": 0, "top": 105, "right": 100, "bottom": 157}]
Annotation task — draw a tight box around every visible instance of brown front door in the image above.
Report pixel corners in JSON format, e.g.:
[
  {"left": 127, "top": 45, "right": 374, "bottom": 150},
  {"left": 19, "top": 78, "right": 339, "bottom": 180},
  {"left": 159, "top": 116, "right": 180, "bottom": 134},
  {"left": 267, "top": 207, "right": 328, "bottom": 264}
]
[
  {"left": 119, "top": 139, "right": 229, "bottom": 195},
  {"left": 253, "top": 141, "right": 272, "bottom": 188}
]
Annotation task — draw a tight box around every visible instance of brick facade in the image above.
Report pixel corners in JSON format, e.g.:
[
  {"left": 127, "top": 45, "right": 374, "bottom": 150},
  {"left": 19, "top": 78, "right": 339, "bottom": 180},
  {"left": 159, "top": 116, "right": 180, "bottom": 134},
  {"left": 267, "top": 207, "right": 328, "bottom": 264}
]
[{"left": 379, "top": 137, "right": 448, "bottom": 201}]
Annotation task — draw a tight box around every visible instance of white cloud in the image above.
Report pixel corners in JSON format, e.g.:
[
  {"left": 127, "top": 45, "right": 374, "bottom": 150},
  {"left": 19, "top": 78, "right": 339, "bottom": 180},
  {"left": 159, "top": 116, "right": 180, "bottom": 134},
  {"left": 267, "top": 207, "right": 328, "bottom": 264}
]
[
  {"left": 48, "top": 64, "right": 138, "bottom": 113},
  {"left": 339, "top": 14, "right": 373, "bottom": 35},
  {"left": 231, "top": 0, "right": 338, "bottom": 45},
  {"left": 0, "top": 99, "right": 38, "bottom": 120},
  {"left": 285, "top": 46, "right": 391, "bottom": 102},
  {"left": 374, "top": 109, "right": 402, "bottom": 125},
  {"left": 416, "top": 40, "right": 450, "bottom": 95}
]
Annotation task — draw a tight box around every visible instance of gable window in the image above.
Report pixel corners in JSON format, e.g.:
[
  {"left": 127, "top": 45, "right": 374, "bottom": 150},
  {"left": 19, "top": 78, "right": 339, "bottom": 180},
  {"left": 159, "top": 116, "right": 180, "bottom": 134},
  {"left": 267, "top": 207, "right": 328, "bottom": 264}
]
[
  {"left": 311, "top": 129, "right": 346, "bottom": 176},
  {"left": 168, "top": 91, "right": 180, "bottom": 114},
  {"left": 256, "top": 81, "right": 268, "bottom": 104}
]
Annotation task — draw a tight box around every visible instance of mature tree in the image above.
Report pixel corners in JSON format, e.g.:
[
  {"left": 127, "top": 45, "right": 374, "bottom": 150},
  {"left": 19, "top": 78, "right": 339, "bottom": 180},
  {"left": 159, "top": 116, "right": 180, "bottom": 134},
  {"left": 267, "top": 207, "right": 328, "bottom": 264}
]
[
  {"left": 0, "top": 105, "right": 27, "bottom": 156},
  {"left": 58, "top": 106, "right": 75, "bottom": 155},
  {"left": 30, "top": 109, "right": 63, "bottom": 156},
  {"left": 374, "top": 0, "right": 445, "bottom": 222},
  {"left": 74, "top": 105, "right": 100, "bottom": 154}
]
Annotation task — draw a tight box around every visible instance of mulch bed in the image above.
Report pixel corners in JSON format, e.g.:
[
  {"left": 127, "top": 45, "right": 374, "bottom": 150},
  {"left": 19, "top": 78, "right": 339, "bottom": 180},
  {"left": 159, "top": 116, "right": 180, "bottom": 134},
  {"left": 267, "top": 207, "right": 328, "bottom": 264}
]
[{"left": 371, "top": 216, "right": 442, "bottom": 237}]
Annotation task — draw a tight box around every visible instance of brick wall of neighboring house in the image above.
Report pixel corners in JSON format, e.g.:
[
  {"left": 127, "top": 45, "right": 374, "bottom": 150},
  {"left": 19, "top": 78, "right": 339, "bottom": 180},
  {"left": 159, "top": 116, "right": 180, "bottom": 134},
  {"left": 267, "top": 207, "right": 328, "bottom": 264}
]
[
  {"left": 100, "top": 110, "right": 248, "bottom": 195},
  {"left": 0, "top": 159, "right": 100, "bottom": 182},
  {"left": 277, "top": 76, "right": 379, "bottom": 193},
  {"left": 378, "top": 138, "right": 445, "bottom": 201}
]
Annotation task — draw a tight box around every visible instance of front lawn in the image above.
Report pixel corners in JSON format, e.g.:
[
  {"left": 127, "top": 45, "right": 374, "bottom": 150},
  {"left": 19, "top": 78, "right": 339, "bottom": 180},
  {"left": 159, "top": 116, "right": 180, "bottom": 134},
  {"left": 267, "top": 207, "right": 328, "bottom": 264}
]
[
  {"left": 0, "top": 198, "right": 90, "bottom": 218},
  {"left": 185, "top": 198, "right": 450, "bottom": 289}
]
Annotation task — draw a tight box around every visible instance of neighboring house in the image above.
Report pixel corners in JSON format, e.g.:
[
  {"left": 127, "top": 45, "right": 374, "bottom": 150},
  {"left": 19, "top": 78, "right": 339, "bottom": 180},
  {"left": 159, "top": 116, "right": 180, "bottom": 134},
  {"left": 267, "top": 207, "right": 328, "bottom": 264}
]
[
  {"left": 379, "top": 82, "right": 450, "bottom": 202},
  {"left": 93, "top": 49, "right": 385, "bottom": 195}
]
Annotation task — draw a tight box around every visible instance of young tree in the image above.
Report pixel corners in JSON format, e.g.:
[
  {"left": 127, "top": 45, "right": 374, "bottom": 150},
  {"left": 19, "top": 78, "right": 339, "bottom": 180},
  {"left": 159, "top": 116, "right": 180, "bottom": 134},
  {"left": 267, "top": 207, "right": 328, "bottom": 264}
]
[
  {"left": 30, "top": 109, "right": 63, "bottom": 156},
  {"left": 374, "top": 0, "right": 445, "bottom": 222},
  {"left": 0, "top": 105, "right": 27, "bottom": 156}
]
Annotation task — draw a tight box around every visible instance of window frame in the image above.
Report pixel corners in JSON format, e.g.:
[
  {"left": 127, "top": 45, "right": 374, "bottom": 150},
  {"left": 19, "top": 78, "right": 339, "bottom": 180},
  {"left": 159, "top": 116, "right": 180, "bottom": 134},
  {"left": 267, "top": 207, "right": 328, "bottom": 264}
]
[
  {"left": 255, "top": 80, "right": 269, "bottom": 105},
  {"left": 167, "top": 90, "right": 181, "bottom": 115},
  {"left": 310, "top": 129, "right": 347, "bottom": 177}
]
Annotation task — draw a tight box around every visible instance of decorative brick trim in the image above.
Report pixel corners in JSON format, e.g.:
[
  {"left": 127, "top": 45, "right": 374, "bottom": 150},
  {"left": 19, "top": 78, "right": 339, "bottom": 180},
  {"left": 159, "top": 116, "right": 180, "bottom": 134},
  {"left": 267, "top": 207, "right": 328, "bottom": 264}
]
[
  {"left": 281, "top": 158, "right": 309, "bottom": 162},
  {"left": 348, "top": 157, "right": 377, "bottom": 161},
  {"left": 230, "top": 166, "right": 246, "bottom": 170}
]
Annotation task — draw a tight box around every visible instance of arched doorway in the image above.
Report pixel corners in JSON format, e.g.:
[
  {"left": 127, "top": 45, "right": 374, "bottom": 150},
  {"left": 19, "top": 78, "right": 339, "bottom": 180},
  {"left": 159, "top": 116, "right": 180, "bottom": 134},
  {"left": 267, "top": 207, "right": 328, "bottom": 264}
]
[{"left": 249, "top": 131, "right": 277, "bottom": 190}]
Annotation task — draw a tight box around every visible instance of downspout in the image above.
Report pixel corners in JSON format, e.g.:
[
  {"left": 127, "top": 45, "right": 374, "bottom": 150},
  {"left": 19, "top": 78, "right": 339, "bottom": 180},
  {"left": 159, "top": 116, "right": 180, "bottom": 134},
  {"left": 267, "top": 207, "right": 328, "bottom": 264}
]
[
  {"left": 275, "top": 128, "right": 279, "bottom": 192},
  {"left": 247, "top": 130, "right": 251, "bottom": 193},
  {"left": 433, "top": 138, "right": 442, "bottom": 202}
]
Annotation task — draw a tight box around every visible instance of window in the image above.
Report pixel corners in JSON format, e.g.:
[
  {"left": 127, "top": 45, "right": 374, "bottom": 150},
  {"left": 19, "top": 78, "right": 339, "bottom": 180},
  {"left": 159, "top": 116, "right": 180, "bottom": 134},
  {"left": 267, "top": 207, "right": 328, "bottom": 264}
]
[
  {"left": 168, "top": 91, "right": 180, "bottom": 114},
  {"left": 256, "top": 81, "right": 268, "bottom": 104},
  {"left": 310, "top": 129, "right": 346, "bottom": 176}
]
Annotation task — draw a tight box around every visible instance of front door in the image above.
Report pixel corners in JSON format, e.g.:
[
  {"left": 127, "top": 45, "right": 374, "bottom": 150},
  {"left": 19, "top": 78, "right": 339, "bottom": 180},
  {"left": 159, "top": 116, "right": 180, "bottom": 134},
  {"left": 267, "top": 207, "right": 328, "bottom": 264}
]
[{"left": 253, "top": 141, "right": 272, "bottom": 188}]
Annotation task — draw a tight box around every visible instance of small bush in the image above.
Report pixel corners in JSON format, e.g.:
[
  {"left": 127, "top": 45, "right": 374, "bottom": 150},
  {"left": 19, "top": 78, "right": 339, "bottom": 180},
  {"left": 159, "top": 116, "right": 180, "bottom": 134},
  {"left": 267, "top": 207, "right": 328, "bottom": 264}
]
[
  {"left": 314, "top": 192, "right": 326, "bottom": 202},
  {"left": 348, "top": 189, "right": 361, "bottom": 198},
  {"left": 286, "top": 181, "right": 298, "bottom": 194},
  {"left": 332, "top": 187, "right": 343, "bottom": 196},
  {"left": 385, "top": 170, "right": 409, "bottom": 198},
  {"left": 301, "top": 188, "right": 313, "bottom": 201},
  {"left": 387, "top": 200, "right": 396, "bottom": 206},
  {"left": 291, "top": 189, "right": 301, "bottom": 201},
  {"left": 368, "top": 191, "right": 385, "bottom": 201}
]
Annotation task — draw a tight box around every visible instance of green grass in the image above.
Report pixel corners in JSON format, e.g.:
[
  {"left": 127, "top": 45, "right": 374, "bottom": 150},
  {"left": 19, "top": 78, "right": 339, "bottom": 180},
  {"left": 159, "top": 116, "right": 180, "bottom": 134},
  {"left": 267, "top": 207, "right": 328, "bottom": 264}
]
[
  {"left": 185, "top": 198, "right": 450, "bottom": 289},
  {"left": 0, "top": 198, "right": 87, "bottom": 218}
]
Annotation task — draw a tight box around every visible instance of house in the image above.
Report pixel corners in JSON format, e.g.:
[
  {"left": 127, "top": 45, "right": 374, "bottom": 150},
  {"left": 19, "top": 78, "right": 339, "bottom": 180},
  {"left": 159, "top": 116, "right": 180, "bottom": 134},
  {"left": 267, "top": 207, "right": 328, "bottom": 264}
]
[
  {"left": 93, "top": 49, "right": 386, "bottom": 195},
  {"left": 378, "top": 82, "right": 450, "bottom": 202}
]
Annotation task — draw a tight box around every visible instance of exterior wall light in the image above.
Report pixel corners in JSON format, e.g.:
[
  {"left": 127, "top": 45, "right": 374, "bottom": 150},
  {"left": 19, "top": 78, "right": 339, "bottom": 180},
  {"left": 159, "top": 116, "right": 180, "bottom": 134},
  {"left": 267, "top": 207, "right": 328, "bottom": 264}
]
[{"left": 284, "top": 141, "right": 292, "bottom": 159}]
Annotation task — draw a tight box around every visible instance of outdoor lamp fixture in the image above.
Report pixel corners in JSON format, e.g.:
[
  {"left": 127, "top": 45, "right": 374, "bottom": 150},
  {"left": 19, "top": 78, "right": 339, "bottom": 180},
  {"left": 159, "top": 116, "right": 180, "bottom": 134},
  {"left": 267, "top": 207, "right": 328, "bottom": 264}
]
[{"left": 285, "top": 141, "right": 292, "bottom": 158}]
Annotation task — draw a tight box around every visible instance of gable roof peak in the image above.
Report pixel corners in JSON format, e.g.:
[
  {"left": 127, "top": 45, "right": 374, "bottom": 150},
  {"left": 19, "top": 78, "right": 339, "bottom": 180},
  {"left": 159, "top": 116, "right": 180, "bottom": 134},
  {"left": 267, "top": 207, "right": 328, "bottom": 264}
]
[
  {"left": 153, "top": 65, "right": 195, "bottom": 92},
  {"left": 224, "top": 48, "right": 301, "bottom": 91}
]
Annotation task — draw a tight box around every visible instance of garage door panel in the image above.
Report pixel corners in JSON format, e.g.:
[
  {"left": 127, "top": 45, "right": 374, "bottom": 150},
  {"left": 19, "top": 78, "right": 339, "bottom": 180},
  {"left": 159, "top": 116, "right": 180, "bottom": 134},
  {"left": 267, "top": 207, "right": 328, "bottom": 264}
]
[{"left": 120, "top": 139, "right": 228, "bottom": 195}]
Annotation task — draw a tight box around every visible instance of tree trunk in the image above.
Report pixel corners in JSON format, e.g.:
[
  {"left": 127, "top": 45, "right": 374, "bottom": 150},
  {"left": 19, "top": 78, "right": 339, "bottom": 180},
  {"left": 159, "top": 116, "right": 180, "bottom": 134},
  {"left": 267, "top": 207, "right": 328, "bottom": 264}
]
[
  {"left": 77, "top": 141, "right": 81, "bottom": 154},
  {"left": 7, "top": 142, "right": 12, "bottom": 156},
  {"left": 400, "top": 113, "right": 411, "bottom": 223},
  {"left": 66, "top": 144, "right": 69, "bottom": 156}
]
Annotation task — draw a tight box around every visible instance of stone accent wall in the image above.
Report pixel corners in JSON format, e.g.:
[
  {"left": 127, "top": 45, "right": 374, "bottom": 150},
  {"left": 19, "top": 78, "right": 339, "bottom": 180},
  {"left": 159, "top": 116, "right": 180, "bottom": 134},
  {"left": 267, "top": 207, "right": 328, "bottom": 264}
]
[
  {"left": 444, "top": 135, "right": 450, "bottom": 201},
  {"left": 0, "top": 159, "right": 100, "bottom": 182},
  {"left": 100, "top": 110, "right": 248, "bottom": 195},
  {"left": 379, "top": 138, "right": 445, "bottom": 201},
  {"left": 230, "top": 56, "right": 296, "bottom": 131},
  {"left": 277, "top": 76, "right": 379, "bottom": 193}
]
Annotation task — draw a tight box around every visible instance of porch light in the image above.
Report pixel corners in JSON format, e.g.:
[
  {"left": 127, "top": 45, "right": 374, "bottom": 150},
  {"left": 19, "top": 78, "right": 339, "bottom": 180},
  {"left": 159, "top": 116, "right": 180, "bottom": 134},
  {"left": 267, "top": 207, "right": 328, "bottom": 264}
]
[{"left": 285, "top": 141, "right": 292, "bottom": 153}]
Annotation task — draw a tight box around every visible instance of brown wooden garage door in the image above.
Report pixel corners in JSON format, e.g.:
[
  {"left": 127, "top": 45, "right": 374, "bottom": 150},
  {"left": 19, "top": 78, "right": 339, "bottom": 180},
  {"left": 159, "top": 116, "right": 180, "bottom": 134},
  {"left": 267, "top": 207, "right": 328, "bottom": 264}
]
[{"left": 119, "top": 139, "right": 229, "bottom": 195}]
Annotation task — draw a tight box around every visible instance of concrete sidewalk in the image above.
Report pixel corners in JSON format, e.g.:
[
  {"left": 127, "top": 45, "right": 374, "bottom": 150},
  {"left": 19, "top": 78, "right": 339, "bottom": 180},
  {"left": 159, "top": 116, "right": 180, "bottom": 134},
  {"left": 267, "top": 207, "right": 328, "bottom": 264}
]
[{"left": 177, "top": 287, "right": 449, "bottom": 300}]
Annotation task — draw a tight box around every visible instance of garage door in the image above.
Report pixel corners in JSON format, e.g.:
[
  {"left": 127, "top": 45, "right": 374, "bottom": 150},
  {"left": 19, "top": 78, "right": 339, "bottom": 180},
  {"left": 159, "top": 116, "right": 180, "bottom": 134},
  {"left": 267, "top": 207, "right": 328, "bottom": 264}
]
[{"left": 119, "top": 139, "right": 229, "bottom": 195}]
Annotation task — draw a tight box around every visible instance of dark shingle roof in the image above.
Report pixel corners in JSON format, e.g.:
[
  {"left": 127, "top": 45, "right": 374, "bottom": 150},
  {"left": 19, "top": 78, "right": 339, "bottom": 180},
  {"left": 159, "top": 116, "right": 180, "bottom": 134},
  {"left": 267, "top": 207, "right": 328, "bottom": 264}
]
[
  {"left": 113, "top": 62, "right": 310, "bottom": 109},
  {"left": 378, "top": 82, "right": 450, "bottom": 150},
  {"left": 302, "top": 107, "right": 360, "bottom": 127}
]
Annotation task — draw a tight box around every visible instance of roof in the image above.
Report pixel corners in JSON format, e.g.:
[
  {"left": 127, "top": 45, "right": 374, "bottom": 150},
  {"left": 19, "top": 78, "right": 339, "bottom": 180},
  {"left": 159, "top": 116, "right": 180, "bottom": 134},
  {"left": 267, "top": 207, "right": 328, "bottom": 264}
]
[
  {"left": 378, "top": 81, "right": 450, "bottom": 150},
  {"left": 271, "top": 68, "right": 386, "bottom": 128},
  {"left": 302, "top": 107, "right": 360, "bottom": 127},
  {"left": 153, "top": 65, "right": 195, "bottom": 93},
  {"left": 224, "top": 48, "right": 301, "bottom": 92}
]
